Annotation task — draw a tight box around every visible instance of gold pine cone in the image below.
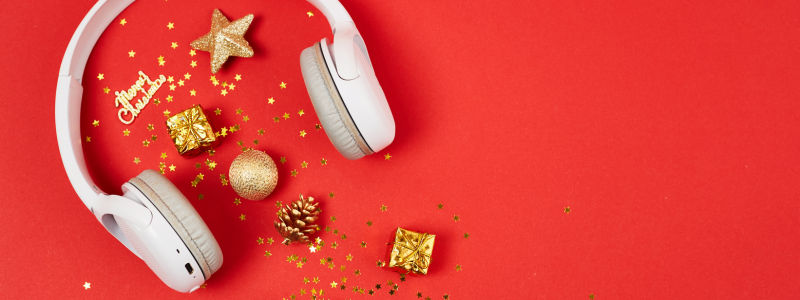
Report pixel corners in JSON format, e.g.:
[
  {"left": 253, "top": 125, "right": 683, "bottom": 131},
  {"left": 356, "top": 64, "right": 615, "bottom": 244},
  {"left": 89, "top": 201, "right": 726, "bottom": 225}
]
[
  {"left": 229, "top": 149, "right": 278, "bottom": 200},
  {"left": 274, "top": 194, "right": 320, "bottom": 245}
]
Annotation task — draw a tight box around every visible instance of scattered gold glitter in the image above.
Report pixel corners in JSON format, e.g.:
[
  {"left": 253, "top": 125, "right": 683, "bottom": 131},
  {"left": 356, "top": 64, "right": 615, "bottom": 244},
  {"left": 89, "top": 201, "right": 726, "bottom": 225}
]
[
  {"left": 264, "top": 250, "right": 271, "bottom": 257},
  {"left": 147, "top": 124, "right": 154, "bottom": 131},
  {"left": 565, "top": 207, "right": 571, "bottom": 214},
  {"left": 455, "top": 265, "right": 462, "bottom": 271},
  {"left": 283, "top": 113, "right": 290, "bottom": 120},
  {"left": 321, "top": 158, "right": 327, "bottom": 165},
  {"left": 103, "top": 87, "right": 110, "bottom": 94},
  {"left": 190, "top": 89, "right": 196, "bottom": 96},
  {"left": 291, "top": 170, "right": 298, "bottom": 177},
  {"left": 215, "top": 108, "right": 221, "bottom": 115},
  {"left": 384, "top": 153, "right": 392, "bottom": 160},
  {"left": 380, "top": 205, "right": 387, "bottom": 212},
  {"left": 191, "top": 61, "right": 197, "bottom": 67},
  {"left": 235, "top": 74, "right": 242, "bottom": 81},
  {"left": 143, "top": 140, "right": 149, "bottom": 147},
  {"left": 120, "top": 19, "right": 126, "bottom": 25},
  {"left": 133, "top": 157, "right": 140, "bottom": 164},
  {"left": 367, "top": 221, "right": 373, "bottom": 226},
  {"left": 307, "top": 11, "right": 314, "bottom": 17},
  {"left": 268, "top": 97, "right": 275, "bottom": 104},
  {"left": 300, "top": 130, "right": 307, "bottom": 137},
  {"left": 239, "top": 214, "right": 246, "bottom": 221},
  {"left": 464, "top": 233, "right": 470, "bottom": 238},
  {"left": 167, "top": 22, "right": 174, "bottom": 29},
  {"left": 280, "top": 157, "right": 286, "bottom": 163},
  {"left": 92, "top": 120, "right": 99, "bottom": 127},
  {"left": 85, "top": 136, "right": 91, "bottom": 142},
  {"left": 453, "top": 215, "right": 460, "bottom": 222},
  {"left": 315, "top": 124, "right": 322, "bottom": 130},
  {"left": 280, "top": 82, "right": 287, "bottom": 89},
  {"left": 128, "top": 50, "right": 135, "bottom": 57},
  {"left": 123, "top": 129, "right": 130, "bottom": 136},
  {"left": 171, "top": 42, "right": 178, "bottom": 49},
  {"left": 221, "top": 89, "right": 228, "bottom": 96},
  {"left": 97, "top": 73, "right": 104, "bottom": 80},
  {"left": 298, "top": 109, "right": 304, "bottom": 116},
  {"left": 329, "top": 192, "right": 334, "bottom": 198},
  {"left": 234, "top": 198, "right": 241, "bottom": 205},
  {"left": 257, "top": 237, "right": 264, "bottom": 245}
]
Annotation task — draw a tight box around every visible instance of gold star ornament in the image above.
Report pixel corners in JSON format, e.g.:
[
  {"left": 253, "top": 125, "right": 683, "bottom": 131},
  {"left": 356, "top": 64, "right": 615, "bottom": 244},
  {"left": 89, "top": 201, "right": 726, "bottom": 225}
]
[{"left": 191, "top": 9, "right": 254, "bottom": 74}]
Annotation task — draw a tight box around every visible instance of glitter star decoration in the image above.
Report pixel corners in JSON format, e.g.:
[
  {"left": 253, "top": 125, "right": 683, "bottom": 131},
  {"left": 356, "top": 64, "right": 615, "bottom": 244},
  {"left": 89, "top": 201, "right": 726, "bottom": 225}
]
[
  {"left": 565, "top": 207, "right": 571, "bottom": 214},
  {"left": 190, "top": 9, "right": 254, "bottom": 73}
]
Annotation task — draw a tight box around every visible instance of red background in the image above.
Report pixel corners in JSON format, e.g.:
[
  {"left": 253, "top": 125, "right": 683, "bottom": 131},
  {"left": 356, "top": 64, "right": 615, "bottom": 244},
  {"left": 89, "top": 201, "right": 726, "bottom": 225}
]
[{"left": 1, "top": 0, "right": 799, "bottom": 298}]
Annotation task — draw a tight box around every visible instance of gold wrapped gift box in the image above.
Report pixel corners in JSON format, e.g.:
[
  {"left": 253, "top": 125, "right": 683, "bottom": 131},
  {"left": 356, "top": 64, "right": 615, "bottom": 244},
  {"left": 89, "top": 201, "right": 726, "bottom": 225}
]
[
  {"left": 165, "top": 105, "right": 219, "bottom": 157},
  {"left": 388, "top": 228, "right": 435, "bottom": 275}
]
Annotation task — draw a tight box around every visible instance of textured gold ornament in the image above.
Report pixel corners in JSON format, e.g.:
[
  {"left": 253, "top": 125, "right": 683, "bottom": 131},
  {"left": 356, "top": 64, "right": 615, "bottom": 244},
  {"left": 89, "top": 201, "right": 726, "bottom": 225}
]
[
  {"left": 229, "top": 149, "right": 278, "bottom": 200},
  {"left": 166, "top": 105, "right": 219, "bottom": 157},
  {"left": 388, "top": 228, "right": 435, "bottom": 275},
  {"left": 275, "top": 195, "right": 320, "bottom": 245},
  {"left": 190, "top": 9, "right": 254, "bottom": 74}
]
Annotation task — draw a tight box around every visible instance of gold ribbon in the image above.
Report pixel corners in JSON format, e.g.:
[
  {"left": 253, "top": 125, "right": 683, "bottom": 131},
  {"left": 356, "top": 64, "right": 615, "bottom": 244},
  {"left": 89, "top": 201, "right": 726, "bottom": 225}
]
[{"left": 394, "top": 230, "right": 433, "bottom": 272}]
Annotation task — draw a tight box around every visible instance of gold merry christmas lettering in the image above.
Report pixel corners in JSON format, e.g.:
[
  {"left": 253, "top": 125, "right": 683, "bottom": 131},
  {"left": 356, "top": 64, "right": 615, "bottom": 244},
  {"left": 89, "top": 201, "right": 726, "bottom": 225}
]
[{"left": 115, "top": 71, "right": 166, "bottom": 124}]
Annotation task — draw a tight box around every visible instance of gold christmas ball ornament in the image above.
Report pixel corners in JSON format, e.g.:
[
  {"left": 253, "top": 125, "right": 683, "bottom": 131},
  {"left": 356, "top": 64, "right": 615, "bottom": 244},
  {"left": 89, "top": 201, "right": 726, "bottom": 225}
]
[{"left": 229, "top": 149, "right": 278, "bottom": 200}]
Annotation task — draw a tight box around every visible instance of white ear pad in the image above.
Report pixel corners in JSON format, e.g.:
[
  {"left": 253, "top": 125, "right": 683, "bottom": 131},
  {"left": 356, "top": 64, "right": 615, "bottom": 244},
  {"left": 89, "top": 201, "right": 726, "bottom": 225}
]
[
  {"left": 300, "top": 42, "right": 374, "bottom": 160},
  {"left": 128, "top": 170, "right": 223, "bottom": 279}
]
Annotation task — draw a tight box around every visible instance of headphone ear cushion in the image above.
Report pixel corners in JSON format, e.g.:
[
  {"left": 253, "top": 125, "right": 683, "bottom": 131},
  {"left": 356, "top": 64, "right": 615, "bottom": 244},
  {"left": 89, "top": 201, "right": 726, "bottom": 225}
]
[
  {"left": 300, "top": 43, "right": 373, "bottom": 160},
  {"left": 128, "top": 170, "right": 223, "bottom": 279}
]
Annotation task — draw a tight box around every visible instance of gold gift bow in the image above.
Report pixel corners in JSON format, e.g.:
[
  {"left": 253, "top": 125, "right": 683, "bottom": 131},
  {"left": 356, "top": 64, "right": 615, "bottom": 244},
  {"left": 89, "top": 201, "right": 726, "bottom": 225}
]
[
  {"left": 171, "top": 107, "right": 211, "bottom": 153},
  {"left": 394, "top": 230, "right": 433, "bottom": 272}
]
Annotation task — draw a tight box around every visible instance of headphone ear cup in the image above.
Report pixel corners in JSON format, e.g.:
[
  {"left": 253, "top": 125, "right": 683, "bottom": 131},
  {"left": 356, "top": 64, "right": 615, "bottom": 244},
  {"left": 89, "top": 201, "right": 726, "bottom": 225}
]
[
  {"left": 128, "top": 170, "right": 223, "bottom": 279},
  {"left": 300, "top": 42, "right": 373, "bottom": 160}
]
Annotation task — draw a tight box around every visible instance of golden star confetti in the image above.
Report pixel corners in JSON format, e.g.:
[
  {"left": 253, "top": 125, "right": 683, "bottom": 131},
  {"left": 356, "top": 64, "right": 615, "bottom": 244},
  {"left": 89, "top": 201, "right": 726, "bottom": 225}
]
[
  {"left": 178, "top": 80, "right": 185, "bottom": 86},
  {"left": 273, "top": 116, "right": 280, "bottom": 122},
  {"left": 147, "top": 124, "right": 154, "bottom": 130},
  {"left": 169, "top": 164, "right": 176, "bottom": 171},
  {"left": 267, "top": 237, "right": 274, "bottom": 245},
  {"left": 153, "top": 98, "right": 161, "bottom": 105},
  {"left": 234, "top": 198, "right": 241, "bottom": 205},
  {"left": 128, "top": 50, "right": 135, "bottom": 57},
  {"left": 366, "top": 221, "right": 373, "bottom": 226},
  {"left": 92, "top": 120, "right": 99, "bottom": 127},
  {"left": 160, "top": 153, "right": 167, "bottom": 159},
  {"left": 589, "top": 293, "right": 595, "bottom": 299},
  {"left": 171, "top": 42, "right": 178, "bottom": 49},
  {"left": 198, "top": 193, "right": 204, "bottom": 200},
  {"left": 151, "top": 135, "right": 157, "bottom": 141},
  {"left": 120, "top": 18, "right": 126, "bottom": 25},
  {"left": 222, "top": 82, "right": 228, "bottom": 87},
  {"left": 143, "top": 140, "right": 150, "bottom": 147},
  {"left": 329, "top": 192, "right": 334, "bottom": 198},
  {"left": 360, "top": 241, "right": 367, "bottom": 248},
  {"left": 83, "top": 282, "right": 91, "bottom": 290},
  {"left": 264, "top": 250, "right": 272, "bottom": 257},
  {"left": 191, "top": 61, "right": 197, "bottom": 67},
  {"left": 213, "top": 108, "right": 221, "bottom": 115},
  {"left": 320, "top": 158, "right": 328, "bottom": 165},
  {"left": 97, "top": 73, "right": 104, "bottom": 80},
  {"left": 103, "top": 87, "right": 110, "bottom": 94},
  {"left": 257, "top": 237, "right": 264, "bottom": 245},
  {"left": 243, "top": 116, "right": 249, "bottom": 122},
  {"left": 191, "top": 10, "right": 254, "bottom": 73},
  {"left": 330, "top": 282, "right": 337, "bottom": 288},
  {"left": 380, "top": 205, "right": 387, "bottom": 212},
  {"left": 464, "top": 233, "right": 470, "bottom": 238},
  {"left": 221, "top": 89, "right": 228, "bottom": 96},
  {"left": 283, "top": 113, "right": 290, "bottom": 119},
  {"left": 123, "top": 129, "right": 130, "bottom": 136},
  {"left": 235, "top": 74, "right": 242, "bottom": 81},
  {"left": 167, "top": 22, "right": 174, "bottom": 29},
  {"left": 190, "top": 49, "right": 196, "bottom": 56},
  {"left": 565, "top": 207, "right": 571, "bottom": 213},
  {"left": 228, "top": 83, "right": 236, "bottom": 90},
  {"left": 384, "top": 153, "right": 392, "bottom": 160},
  {"left": 190, "top": 89, "right": 197, "bottom": 96},
  {"left": 330, "top": 216, "right": 336, "bottom": 222},
  {"left": 300, "top": 130, "right": 307, "bottom": 137},
  {"left": 455, "top": 265, "right": 462, "bottom": 271},
  {"left": 307, "top": 11, "right": 314, "bottom": 17},
  {"left": 163, "top": 110, "right": 171, "bottom": 117},
  {"left": 239, "top": 214, "right": 246, "bottom": 221},
  {"left": 315, "top": 124, "right": 322, "bottom": 130},
  {"left": 298, "top": 109, "right": 304, "bottom": 116},
  {"left": 268, "top": 97, "right": 275, "bottom": 104},
  {"left": 280, "top": 157, "right": 287, "bottom": 164},
  {"left": 291, "top": 170, "right": 298, "bottom": 177},
  {"left": 453, "top": 215, "right": 460, "bottom": 222},
  {"left": 280, "top": 82, "right": 287, "bottom": 89},
  {"left": 133, "top": 157, "right": 140, "bottom": 164}
]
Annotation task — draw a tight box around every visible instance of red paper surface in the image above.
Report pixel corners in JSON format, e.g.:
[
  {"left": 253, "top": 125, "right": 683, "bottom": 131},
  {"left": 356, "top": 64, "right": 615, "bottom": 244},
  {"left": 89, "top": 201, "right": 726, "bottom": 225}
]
[{"left": 1, "top": 0, "right": 799, "bottom": 298}]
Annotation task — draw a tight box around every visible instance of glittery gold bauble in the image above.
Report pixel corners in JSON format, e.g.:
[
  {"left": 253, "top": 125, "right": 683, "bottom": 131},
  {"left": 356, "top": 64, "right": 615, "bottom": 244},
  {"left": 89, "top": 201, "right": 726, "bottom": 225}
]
[
  {"left": 229, "top": 150, "right": 278, "bottom": 200},
  {"left": 275, "top": 195, "right": 320, "bottom": 245},
  {"left": 190, "top": 9, "right": 254, "bottom": 74}
]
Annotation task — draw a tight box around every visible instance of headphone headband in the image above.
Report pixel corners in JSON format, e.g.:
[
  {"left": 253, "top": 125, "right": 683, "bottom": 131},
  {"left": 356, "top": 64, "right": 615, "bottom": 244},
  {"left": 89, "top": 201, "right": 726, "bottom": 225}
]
[{"left": 56, "top": 0, "right": 353, "bottom": 211}]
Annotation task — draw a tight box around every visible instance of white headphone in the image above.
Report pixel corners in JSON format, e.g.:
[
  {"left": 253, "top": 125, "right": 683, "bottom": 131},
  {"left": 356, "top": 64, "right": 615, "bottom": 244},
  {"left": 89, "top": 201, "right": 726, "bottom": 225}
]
[{"left": 55, "top": 0, "right": 394, "bottom": 293}]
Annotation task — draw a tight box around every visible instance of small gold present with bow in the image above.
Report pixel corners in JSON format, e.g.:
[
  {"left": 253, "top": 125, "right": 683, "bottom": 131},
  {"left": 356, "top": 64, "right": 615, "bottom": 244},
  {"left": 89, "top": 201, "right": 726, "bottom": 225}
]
[
  {"left": 388, "top": 228, "right": 435, "bottom": 275},
  {"left": 165, "top": 105, "right": 219, "bottom": 157}
]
